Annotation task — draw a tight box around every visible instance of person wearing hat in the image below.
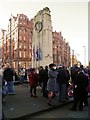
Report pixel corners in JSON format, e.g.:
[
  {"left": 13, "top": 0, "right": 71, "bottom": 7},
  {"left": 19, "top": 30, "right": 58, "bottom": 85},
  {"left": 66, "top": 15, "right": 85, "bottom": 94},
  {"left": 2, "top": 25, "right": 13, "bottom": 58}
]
[
  {"left": 42, "top": 66, "right": 48, "bottom": 97},
  {"left": 70, "top": 69, "right": 88, "bottom": 111},
  {"left": 47, "top": 63, "right": 58, "bottom": 106}
]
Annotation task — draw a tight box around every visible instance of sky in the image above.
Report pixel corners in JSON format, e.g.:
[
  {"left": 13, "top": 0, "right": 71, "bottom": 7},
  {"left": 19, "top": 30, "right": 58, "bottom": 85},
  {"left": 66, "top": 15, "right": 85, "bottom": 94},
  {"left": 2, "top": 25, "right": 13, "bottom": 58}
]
[{"left": 0, "top": 0, "right": 89, "bottom": 66}]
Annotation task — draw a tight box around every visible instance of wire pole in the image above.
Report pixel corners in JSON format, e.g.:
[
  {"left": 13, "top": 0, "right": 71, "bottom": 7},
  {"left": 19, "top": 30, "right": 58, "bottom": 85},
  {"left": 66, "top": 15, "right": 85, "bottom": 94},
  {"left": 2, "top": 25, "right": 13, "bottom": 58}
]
[
  {"left": 72, "top": 49, "right": 74, "bottom": 66},
  {"left": 9, "top": 18, "right": 12, "bottom": 67},
  {"left": 18, "top": 28, "right": 19, "bottom": 75}
]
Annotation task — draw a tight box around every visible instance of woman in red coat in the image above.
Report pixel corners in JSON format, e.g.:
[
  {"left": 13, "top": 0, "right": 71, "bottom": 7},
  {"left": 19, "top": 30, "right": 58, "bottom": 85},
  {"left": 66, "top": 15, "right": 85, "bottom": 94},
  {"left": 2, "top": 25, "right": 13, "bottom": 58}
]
[{"left": 28, "top": 68, "right": 38, "bottom": 97}]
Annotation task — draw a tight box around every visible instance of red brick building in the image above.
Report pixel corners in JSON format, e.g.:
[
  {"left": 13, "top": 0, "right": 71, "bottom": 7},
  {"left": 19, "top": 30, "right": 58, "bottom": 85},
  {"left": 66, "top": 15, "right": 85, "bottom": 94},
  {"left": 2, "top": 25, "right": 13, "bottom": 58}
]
[
  {"left": 53, "top": 31, "right": 71, "bottom": 67},
  {"left": 2, "top": 14, "right": 33, "bottom": 70}
]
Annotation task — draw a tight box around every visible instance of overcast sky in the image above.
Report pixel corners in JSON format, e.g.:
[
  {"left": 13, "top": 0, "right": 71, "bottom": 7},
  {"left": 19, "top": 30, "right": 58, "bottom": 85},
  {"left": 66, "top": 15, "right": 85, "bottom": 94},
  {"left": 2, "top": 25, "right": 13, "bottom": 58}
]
[{"left": 0, "top": 0, "right": 88, "bottom": 66}]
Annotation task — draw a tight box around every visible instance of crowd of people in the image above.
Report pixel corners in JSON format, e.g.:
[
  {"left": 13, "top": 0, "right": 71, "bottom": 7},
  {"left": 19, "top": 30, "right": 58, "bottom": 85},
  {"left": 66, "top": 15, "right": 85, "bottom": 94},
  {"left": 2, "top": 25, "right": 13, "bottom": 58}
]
[{"left": 0, "top": 63, "right": 90, "bottom": 111}]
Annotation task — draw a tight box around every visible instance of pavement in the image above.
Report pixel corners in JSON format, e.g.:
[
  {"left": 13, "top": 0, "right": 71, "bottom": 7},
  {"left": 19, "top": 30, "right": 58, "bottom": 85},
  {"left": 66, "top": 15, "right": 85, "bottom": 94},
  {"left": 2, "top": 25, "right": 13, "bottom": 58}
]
[{"left": 3, "top": 83, "right": 73, "bottom": 120}]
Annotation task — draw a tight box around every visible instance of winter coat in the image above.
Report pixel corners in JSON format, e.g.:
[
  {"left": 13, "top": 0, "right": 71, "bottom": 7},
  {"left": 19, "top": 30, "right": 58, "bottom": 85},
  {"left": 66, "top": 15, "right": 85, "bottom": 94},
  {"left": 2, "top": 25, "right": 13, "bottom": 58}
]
[
  {"left": 28, "top": 71, "right": 38, "bottom": 86},
  {"left": 47, "top": 69, "right": 58, "bottom": 92},
  {"left": 42, "top": 68, "right": 48, "bottom": 85},
  {"left": 74, "top": 71, "right": 89, "bottom": 99},
  {"left": 3, "top": 68, "right": 14, "bottom": 82},
  {"left": 38, "top": 69, "right": 44, "bottom": 84},
  {"left": 56, "top": 68, "right": 68, "bottom": 84}
]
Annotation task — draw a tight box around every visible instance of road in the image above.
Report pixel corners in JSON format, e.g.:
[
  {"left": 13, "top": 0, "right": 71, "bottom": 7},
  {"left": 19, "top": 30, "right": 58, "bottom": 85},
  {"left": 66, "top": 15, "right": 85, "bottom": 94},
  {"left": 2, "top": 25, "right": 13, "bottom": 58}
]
[
  {"left": 2, "top": 83, "right": 90, "bottom": 119},
  {"left": 26, "top": 98, "right": 90, "bottom": 119}
]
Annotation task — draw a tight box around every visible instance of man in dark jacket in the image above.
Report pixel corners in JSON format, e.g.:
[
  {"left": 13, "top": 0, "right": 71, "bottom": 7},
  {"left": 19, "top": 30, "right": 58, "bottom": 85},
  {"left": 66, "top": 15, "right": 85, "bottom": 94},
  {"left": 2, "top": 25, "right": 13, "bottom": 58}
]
[
  {"left": 3, "top": 64, "right": 15, "bottom": 95},
  {"left": 56, "top": 65, "right": 69, "bottom": 102},
  {"left": 38, "top": 66, "right": 44, "bottom": 87},
  {"left": 42, "top": 66, "right": 48, "bottom": 97},
  {"left": 71, "top": 64, "right": 79, "bottom": 83},
  {"left": 70, "top": 69, "right": 88, "bottom": 111}
]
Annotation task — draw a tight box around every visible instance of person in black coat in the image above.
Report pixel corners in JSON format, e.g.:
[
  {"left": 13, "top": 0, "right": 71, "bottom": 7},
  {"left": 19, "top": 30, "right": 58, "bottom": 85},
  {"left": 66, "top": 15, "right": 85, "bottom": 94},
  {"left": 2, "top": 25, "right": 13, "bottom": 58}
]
[
  {"left": 38, "top": 66, "right": 44, "bottom": 87},
  {"left": 3, "top": 64, "right": 15, "bottom": 95},
  {"left": 71, "top": 64, "right": 79, "bottom": 83},
  {"left": 65, "top": 68, "right": 70, "bottom": 100},
  {"left": 70, "top": 69, "right": 88, "bottom": 111},
  {"left": 56, "top": 65, "right": 69, "bottom": 102},
  {"left": 42, "top": 66, "right": 48, "bottom": 97}
]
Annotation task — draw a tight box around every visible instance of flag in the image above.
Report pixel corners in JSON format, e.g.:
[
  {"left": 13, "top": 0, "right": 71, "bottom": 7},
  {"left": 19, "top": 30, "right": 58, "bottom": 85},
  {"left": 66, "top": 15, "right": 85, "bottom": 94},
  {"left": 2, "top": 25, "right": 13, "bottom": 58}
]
[
  {"left": 38, "top": 42, "right": 41, "bottom": 60},
  {"left": 36, "top": 44, "right": 42, "bottom": 61},
  {"left": 36, "top": 46, "right": 38, "bottom": 61},
  {"left": 38, "top": 47, "right": 41, "bottom": 60},
  {"left": 32, "top": 44, "right": 35, "bottom": 61}
]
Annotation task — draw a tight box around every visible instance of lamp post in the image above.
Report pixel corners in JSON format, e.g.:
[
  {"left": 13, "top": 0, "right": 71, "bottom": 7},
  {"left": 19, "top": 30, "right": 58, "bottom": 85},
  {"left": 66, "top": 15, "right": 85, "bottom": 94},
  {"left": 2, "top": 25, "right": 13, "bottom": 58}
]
[
  {"left": 72, "top": 49, "right": 74, "bottom": 67},
  {"left": 0, "top": 29, "right": 6, "bottom": 65},
  {"left": 9, "top": 18, "right": 12, "bottom": 67},
  {"left": 18, "top": 28, "right": 19, "bottom": 75},
  {"left": 83, "top": 46, "right": 86, "bottom": 67}
]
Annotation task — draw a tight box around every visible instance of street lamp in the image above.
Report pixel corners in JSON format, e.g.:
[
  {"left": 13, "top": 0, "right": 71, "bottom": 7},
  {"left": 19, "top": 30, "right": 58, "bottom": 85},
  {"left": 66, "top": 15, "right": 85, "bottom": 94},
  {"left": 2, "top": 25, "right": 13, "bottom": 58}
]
[
  {"left": 9, "top": 18, "right": 12, "bottom": 67},
  {"left": 0, "top": 29, "right": 6, "bottom": 65},
  {"left": 17, "top": 28, "right": 19, "bottom": 75},
  {"left": 83, "top": 46, "right": 86, "bottom": 67},
  {"left": 72, "top": 49, "right": 74, "bottom": 66}
]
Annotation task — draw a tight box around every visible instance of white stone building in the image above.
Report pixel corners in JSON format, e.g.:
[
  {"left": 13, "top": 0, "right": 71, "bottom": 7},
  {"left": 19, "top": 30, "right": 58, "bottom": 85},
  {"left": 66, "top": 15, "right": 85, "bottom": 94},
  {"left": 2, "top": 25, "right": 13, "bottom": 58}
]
[{"left": 32, "top": 7, "right": 53, "bottom": 68}]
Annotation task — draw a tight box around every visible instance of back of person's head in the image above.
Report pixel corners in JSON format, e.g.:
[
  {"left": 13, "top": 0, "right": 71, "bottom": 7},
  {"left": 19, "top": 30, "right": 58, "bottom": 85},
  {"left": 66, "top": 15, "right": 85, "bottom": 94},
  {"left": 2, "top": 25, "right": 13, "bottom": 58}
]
[
  {"left": 45, "top": 66, "right": 48, "bottom": 69},
  {"left": 32, "top": 68, "right": 35, "bottom": 71},
  {"left": 49, "top": 63, "right": 55, "bottom": 68},
  {"left": 58, "top": 64, "right": 63, "bottom": 69},
  {"left": 39, "top": 66, "right": 43, "bottom": 71},
  {"left": 80, "top": 64, "right": 84, "bottom": 69}
]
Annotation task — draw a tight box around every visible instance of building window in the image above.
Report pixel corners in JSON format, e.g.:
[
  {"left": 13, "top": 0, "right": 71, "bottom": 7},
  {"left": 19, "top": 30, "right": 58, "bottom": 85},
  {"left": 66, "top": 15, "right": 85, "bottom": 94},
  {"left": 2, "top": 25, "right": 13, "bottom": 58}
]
[
  {"left": 24, "top": 36, "right": 26, "bottom": 41},
  {"left": 19, "top": 45, "right": 22, "bottom": 49},
  {"left": 23, "top": 16, "right": 25, "bottom": 19},
  {"left": 19, "top": 29, "right": 21, "bottom": 34},
  {"left": 24, "top": 51, "right": 25, "bottom": 58},
  {"left": 24, "top": 44, "right": 26, "bottom": 49},
  {"left": 19, "top": 36, "right": 21, "bottom": 39},
  {"left": 20, "top": 16, "right": 22, "bottom": 19},
  {"left": 19, "top": 43, "right": 22, "bottom": 49},
  {"left": 55, "top": 55, "right": 57, "bottom": 62},
  {"left": 25, "top": 28, "right": 27, "bottom": 33},
  {"left": 14, "top": 42, "right": 17, "bottom": 50},
  {"left": 19, "top": 51, "right": 22, "bottom": 58}
]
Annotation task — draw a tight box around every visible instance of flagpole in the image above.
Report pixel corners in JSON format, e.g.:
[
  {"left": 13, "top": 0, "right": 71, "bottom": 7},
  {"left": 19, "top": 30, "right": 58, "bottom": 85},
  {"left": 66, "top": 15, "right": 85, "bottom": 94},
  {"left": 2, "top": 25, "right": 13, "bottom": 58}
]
[
  {"left": 35, "top": 44, "right": 37, "bottom": 69},
  {"left": 31, "top": 33, "right": 33, "bottom": 68},
  {"left": 38, "top": 33, "right": 40, "bottom": 67}
]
